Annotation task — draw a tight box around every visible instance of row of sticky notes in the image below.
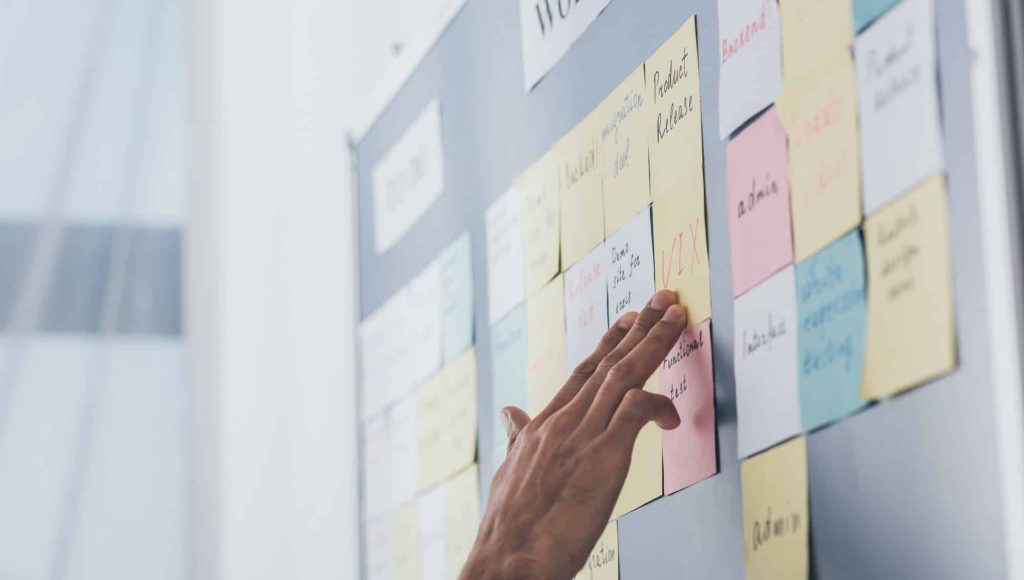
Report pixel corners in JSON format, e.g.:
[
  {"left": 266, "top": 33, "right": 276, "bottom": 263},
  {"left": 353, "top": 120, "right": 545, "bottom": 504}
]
[
  {"left": 485, "top": 17, "right": 720, "bottom": 518},
  {"left": 726, "top": 0, "right": 956, "bottom": 461},
  {"left": 365, "top": 464, "right": 481, "bottom": 580},
  {"left": 359, "top": 234, "right": 475, "bottom": 420},
  {"left": 361, "top": 348, "right": 478, "bottom": 522}
]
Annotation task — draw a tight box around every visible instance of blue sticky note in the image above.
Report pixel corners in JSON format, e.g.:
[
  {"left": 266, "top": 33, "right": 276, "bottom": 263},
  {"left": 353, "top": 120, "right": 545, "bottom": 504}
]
[
  {"left": 853, "top": 0, "right": 900, "bottom": 32},
  {"left": 490, "top": 303, "right": 527, "bottom": 446},
  {"left": 441, "top": 233, "right": 474, "bottom": 362},
  {"left": 796, "top": 231, "right": 867, "bottom": 431}
]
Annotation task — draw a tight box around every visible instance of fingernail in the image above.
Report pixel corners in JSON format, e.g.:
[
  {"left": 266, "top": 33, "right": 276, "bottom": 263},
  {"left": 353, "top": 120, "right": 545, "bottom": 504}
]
[
  {"left": 651, "top": 290, "right": 676, "bottom": 310},
  {"left": 663, "top": 305, "right": 684, "bottom": 322},
  {"left": 618, "top": 312, "right": 638, "bottom": 329},
  {"left": 500, "top": 411, "right": 511, "bottom": 437}
]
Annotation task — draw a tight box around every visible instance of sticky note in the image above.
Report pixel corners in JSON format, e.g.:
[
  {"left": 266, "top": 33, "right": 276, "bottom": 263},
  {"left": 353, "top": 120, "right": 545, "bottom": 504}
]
[
  {"left": 596, "top": 66, "right": 652, "bottom": 236},
  {"left": 726, "top": 107, "right": 794, "bottom": 296},
  {"left": 605, "top": 207, "right": 656, "bottom": 320},
  {"left": 417, "top": 482, "right": 446, "bottom": 580},
  {"left": 527, "top": 275, "right": 567, "bottom": 414},
  {"left": 779, "top": 0, "right": 853, "bottom": 84},
  {"left": 734, "top": 266, "right": 801, "bottom": 458},
  {"left": 441, "top": 233, "right": 474, "bottom": 362},
  {"left": 741, "top": 436, "right": 809, "bottom": 580},
  {"left": 518, "top": 151, "right": 561, "bottom": 294},
  {"left": 717, "top": 0, "right": 784, "bottom": 138},
  {"left": 417, "top": 349, "right": 477, "bottom": 491},
  {"left": 855, "top": 0, "right": 944, "bottom": 215},
  {"left": 366, "top": 516, "right": 394, "bottom": 580},
  {"left": 557, "top": 121, "right": 606, "bottom": 269},
  {"left": 372, "top": 99, "right": 444, "bottom": 253},
  {"left": 490, "top": 303, "right": 527, "bottom": 446},
  {"left": 777, "top": 49, "right": 862, "bottom": 261},
  {"left": 518, "top": 0, "right": 612, "bottom": 91},
  {"left": 389, "top": 396, "right": 419, "bottom": 507},
  {"left": 445, "top": 465, "right": 481, "bottom": 580},
  {"left": 661, "top": 319, "right": 718, "bottom": 494},
  {"left": 796, "top": 231, "right": 867, "bottom": 431},
  {"left": 575, "top": 520, "right": 619, "bottom": 580},
  {"left": 564, "top": 243, "right": 609, "bottom": 372},
  {"left": 652, "top": 192, "right": 712, "bottom": 327},
  {"left": 392, "top": 503, "right": 420, "bottom": 580},
  {"left": 863, "top": 176, "right": 956, "bottom": 399},
  {"left": 853, "top": 0, "right": 900, "bottom": 32},
  {"left": 614, "top": 376, "right": 664, "bottom": 517},
  {"left": 646, "top": 16, "right": 705, "bottom": 205},
  {"left": 362, "top": 414, "right": 392, "bottom": 519},
  {"left": 486, "top": 186, "right": 526, "bottom": 324}
]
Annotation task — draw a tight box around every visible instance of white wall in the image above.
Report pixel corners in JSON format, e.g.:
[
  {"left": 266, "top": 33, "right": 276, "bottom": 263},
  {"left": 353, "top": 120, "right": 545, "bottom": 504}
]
[{"left": 187, "top": 1, "right": 361, "bottom": 579}]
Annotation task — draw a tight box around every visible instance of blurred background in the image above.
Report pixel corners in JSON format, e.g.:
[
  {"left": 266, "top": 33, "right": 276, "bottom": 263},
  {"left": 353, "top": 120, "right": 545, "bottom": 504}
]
[{"left": 0, "top": 0, "right": 455, "bottom": 578}]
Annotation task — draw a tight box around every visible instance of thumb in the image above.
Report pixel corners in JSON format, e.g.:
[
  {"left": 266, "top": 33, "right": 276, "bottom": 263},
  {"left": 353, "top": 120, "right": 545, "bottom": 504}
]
[{"left": 500, "top": 406, "right": 531, "bottom": 450}]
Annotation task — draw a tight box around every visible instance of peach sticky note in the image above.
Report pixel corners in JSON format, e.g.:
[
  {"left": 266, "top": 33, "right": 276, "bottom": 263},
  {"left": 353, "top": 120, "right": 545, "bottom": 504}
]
[
  {"left": 575, "top": 520, "right": 619, "bottom": 580},
  {"left": 862, "top": 175, "right": 956, "bottom": 399},
  {"left": 779, "top": 0, "right": 853, "bottom": 84},
  {"left": 777, "top": 49, "right": 862, "bottom": 261},
  {"left": 517, "top": 150, "right": 561, "bottom": 295},
  {"left": 646, "top": 16, "right": 705, "bottom": 205},
  {"left": 597, "top": 65, "right": 652, "bottom": 236},
  {"left": 417, "top": 348, "right": 477, "bottom": 492},
  {"left": 661, "top": 319, "right": 718, "bottom": 494},
  {"left": 527, "top": 275, "right": 568, "bottom": 414},
  {"left": 741, "top": 436, "right": 809, "bottom": 580},
  {"left": 653, "top": 192, "right": 712, "bottom": 327},
  {"left": 557, "top": 119, "right": 605, "bottom": 270},
  {"left": 726, "top": 107, "right": 794, "bottom": 296}
]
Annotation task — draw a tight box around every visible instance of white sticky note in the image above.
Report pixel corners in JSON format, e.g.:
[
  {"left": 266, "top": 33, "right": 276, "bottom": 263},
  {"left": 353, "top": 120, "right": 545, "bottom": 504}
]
[
  {"left": 717, "top": 0, "right": 783, "bottom": 138},
  {"left": 417, "top": 482, "right": 448, "bottom": 580},
  {"left": 605, "top": 207, "right": 655, "bottom": 320},
  {"left": 564, "top": 243, "right": 609, "bottom": 372},
  {"left": 518, "top": 0, "right": 613, "bottom": 91},
  {"left": 734, "top": 266, "right": 801, "bottom": 458},
  {"left": 486, "top": 186, "right": 526, "bottom": 324},
  {"left": 405, "top": 262, "right": 444, "bottom": 397},
  {"left": 362, "top": 414, "right": 392, "bottom": 520},
  {"left": 389, "top": 396, "right": 418, "bottom": 507},
  {"left": 372, "top": 100, "right": 445, "bottom": 253},
  {"left": 359, "top": 294, "right": 405, "bottom": 419},
  {"left": 855, "top": 0, "right": 944, "bottom": 214},
  {"left": 366, "top": 516, "right": 394, "bottom": 580}
]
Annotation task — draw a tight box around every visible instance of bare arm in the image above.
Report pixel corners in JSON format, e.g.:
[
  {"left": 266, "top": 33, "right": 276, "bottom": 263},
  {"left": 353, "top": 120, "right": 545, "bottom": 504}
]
[{"left": 460, "top": 290, "right": 686, "bottom": 580}]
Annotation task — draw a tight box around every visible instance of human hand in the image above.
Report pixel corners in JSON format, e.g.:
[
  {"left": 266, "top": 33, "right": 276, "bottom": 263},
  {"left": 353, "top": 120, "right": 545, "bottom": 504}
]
[{"left": 459, "top": 290, "right": 687, "bottom": 580}]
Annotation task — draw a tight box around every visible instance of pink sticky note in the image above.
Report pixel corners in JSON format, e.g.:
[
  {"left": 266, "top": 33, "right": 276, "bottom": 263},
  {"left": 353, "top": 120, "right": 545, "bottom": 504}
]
[
  {"left": 726, "top": 107, "right": 794, "bottom": 297},
  {"left": 661, "top": 319, "right": 718, "bottom": 494}
]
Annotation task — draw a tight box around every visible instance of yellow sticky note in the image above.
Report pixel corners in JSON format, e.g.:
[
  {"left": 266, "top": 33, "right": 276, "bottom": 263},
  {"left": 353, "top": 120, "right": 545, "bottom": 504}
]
[
  {"left": 417, "top": 349, "right": 477, "bottom": 491},
  {"left": 780, "top": 0, "right": 853, "bottom": 84},
  {"left": 613, "top": 372, "right": 663, "bottom": 517},
  {"left": 527, "top": 275, "right": 568, "bottom": 415},
  {"left": 518, "top": 151, "right": 562, "bottom": 294},
  {"left": 652, "top": 192, "right": 712, "bottom": 327},
  {"left": 646, "top": 16, "right": 705, "bottom": 205},
  {"left": 741, "top": 436, "right": 809, "bottom": 580},
  {"left": 557, "top": 119, "right": 606, "bottom": 269},
  {"left": 575, "top": 520, "right": 619, "bottom": 580},
  {"left": 778, "top": 49, "right": 862, "bottom": 261},
  {"left": 446, "top": 465, "right": 481, "bottom": 580},
  {"left": 862, "top": 176, "right": 956, "bottom": 399},
  {"left": 596, "top": 65, "right": 652, "bottom": 236},
  {"left": 392, "top": 502, "right": 421, "bottom": 580}
]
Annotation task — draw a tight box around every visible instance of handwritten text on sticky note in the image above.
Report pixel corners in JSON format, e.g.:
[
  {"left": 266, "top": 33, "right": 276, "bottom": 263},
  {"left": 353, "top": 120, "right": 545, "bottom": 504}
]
[
  {"left": 717, "top": 0, "right": 783, "bottom": 138},
  {"left": 565, "top": 243, "right": 609, "bottom": 372},
  {"left": 605, "top": 207, "right": 655, "bottom": 320}
]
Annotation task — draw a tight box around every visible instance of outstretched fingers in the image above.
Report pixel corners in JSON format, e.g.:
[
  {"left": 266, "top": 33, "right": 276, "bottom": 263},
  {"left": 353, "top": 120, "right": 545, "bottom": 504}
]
[{"left": 602, "top": 389, "right": 680, "bottom": 451}]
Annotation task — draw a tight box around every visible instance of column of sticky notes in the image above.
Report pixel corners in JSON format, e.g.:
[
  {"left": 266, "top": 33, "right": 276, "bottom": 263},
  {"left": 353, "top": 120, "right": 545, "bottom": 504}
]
[{"left": 718, "top": 0, "right": 954, "bottom": 577}]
